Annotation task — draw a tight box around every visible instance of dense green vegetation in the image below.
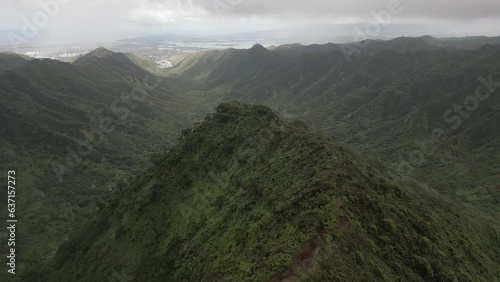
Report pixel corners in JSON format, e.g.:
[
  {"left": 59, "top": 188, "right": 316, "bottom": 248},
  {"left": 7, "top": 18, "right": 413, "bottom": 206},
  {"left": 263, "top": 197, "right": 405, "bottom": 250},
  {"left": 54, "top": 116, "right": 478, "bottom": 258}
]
[
  {"left": 0, "top": 49, "right": 207, "bottom": 280},
  {"left": 34, "top": 103, "right": 500, "bottom": 281},
  {"left": 1, "top": 36, "right": 500, "bottom": 280},
  {"left": 166, "top": 40, "right": 500, "bottom": 220},
  {"left": 0, "top": 52, "right": 30, "bottom": 73}
]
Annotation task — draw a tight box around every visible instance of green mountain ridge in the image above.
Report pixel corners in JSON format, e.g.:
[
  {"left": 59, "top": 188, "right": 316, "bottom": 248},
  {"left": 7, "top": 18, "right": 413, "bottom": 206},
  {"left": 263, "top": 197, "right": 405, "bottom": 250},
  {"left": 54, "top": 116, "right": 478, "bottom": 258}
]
[
  {"left": 167, "top": 44, "right": 500, "bottom": 219},
  {"left": 270, "top": 36, "right": 500, "bottom": 57},
  {"left": 34, "top": 103, "right": 500, "bottom": 281},
  {"left": 0, "top": 52, "right": 30, "bottom": 73},
  {"left": 0, "top": 53, "right": 207, "bottom": 280},
  {"left": 1, "top": 37, "right": 499, "bottom": 280},
  {"left": 73, "top": 47, "right": 115, "bottom": 64}
]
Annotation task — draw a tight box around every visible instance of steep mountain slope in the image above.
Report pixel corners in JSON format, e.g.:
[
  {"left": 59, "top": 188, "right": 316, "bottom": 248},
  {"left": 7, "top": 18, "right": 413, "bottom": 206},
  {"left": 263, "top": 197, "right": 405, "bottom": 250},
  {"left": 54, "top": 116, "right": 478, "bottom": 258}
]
[
  {"left": 0, "top": 52, "right": 30, "bottom": 73},
  {"left": 168, "top": 44, "right": 282, "bottom": 86},
  {"left": 73, "top": 47, "right": 151, "bottom": 78},
  {"left": 3, "top": 39, "right": 499, "bottom": 280},
  {"left": 0, "top": 49, "right": 206, "bottom": 278},
  {"left": 125, "top": 53, "right": 163, "bottom": 75},
  {"left": 34, "top": 103, "right": 500, "bottom": 281},
  {"left": 167, "top": 44, "right": 500, "bottom": 219}
]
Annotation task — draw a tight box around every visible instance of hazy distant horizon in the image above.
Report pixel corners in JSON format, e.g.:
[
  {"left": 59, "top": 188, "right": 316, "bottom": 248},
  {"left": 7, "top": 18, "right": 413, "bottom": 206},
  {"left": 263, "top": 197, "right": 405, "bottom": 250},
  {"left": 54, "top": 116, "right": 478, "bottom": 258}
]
[
  {"left": 2, "top": 0, "right": 500, "bottom": 47},
  {"left": 2, "top": 27, "right": 500, "bottom": 51}
]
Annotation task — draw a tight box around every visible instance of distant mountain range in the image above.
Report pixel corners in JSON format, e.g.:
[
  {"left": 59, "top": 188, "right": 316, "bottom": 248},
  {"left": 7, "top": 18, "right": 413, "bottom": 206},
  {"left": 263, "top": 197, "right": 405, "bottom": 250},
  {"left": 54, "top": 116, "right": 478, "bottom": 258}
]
[
  {"left": 165, "top": 38, "right": 500, "bottom": 221},
  {"left": 120, "top": 28, "right": 500, "bottom": 50},
  {"left": 1, "top": 36, "right": 499, "bottom": 281},
  {"left": 270, "top": 35, "right": 500, "bottom": 57}
]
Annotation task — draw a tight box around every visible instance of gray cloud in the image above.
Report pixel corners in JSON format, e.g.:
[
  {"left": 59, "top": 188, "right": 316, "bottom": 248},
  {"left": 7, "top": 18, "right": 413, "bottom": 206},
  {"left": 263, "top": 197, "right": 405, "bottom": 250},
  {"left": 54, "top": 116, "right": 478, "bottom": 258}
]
[
  {"left": 1, "top": 0, "right": 499, "bottom": 45},
  {"left": 153, "top": 0, "right": 500, "bottom": 21}
]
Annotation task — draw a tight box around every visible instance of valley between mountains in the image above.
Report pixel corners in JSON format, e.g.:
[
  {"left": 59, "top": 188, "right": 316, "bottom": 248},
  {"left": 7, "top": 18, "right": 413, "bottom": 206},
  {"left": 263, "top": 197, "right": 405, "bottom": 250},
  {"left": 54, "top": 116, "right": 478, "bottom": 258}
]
[{"left": 0, "top": 36, "right": 499, "bottom": 281}]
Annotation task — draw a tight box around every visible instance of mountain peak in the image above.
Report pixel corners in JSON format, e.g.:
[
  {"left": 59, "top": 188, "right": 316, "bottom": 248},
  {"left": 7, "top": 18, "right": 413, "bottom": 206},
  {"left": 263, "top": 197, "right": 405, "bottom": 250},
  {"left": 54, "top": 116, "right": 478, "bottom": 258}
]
[
  {"left": 71, "top": 47, "right": 148, "bottom": 75},
  {"left": 73, "top": 47, "right": 116, "bottom": 65},
  {"left": 420, "top": 35, "right": 436, "bottom": 40},
  {"left": 249, "top": 43, "right": 267, "bottom": 53},
  {"left": 87, "top": 47, "right": 114, "bottom": 57}
]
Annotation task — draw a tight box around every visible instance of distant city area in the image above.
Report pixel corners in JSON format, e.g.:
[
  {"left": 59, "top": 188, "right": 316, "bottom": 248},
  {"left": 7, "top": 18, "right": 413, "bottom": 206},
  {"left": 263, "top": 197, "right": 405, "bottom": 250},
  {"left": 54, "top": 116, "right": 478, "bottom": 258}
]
[
  {"left": 0, "top": 35, "right": 287, "bottom": 69},
  {"left": 1, "top": 24, "right": 435, "bottom": 68}
]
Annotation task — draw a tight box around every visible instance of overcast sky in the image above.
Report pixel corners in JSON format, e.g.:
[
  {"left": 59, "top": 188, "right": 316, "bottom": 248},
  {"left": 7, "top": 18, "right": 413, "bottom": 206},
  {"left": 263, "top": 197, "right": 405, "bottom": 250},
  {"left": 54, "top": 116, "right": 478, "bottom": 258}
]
[{"left": 1, "top": 0, "right": 500, "bottom": 45}]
